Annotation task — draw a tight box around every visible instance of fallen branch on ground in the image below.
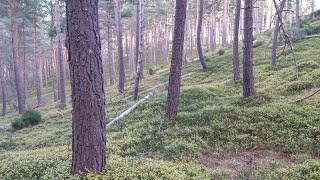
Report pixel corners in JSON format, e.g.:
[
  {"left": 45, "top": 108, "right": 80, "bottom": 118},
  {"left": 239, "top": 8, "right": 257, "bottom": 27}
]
[
  {"left": 106, "top": 91, "right": 156, "bottom": 129},
  {"left": 290, "top": 88, "right": 320, "bottom": 103}
]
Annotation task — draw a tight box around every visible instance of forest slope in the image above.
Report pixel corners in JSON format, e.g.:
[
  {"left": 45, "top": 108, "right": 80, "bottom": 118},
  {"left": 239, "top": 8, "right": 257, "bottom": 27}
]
[{"left": 0, "top": 21, "right": 320, "bottom": 179}]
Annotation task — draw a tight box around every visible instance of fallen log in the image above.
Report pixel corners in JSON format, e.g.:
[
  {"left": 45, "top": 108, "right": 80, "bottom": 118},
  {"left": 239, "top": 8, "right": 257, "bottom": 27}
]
[
  {"left": 106, "top": 91, "right": 156, "bottom": 129},
  {"left": 290, "top": 88, "right": 320, "bottom": 103}
]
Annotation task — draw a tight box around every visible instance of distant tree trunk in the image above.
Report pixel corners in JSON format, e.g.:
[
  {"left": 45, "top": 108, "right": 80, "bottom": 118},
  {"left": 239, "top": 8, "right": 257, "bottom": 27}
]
[
  {"left": 49, "top": 34, "right": 58, "bottom": 101},
  {"left": 0, "top": 66, "right": 6, "bottom": 116},
  {"left": 222, "top": 0, "right": 228, "bottom": 47},
  {"left": 22, "top": 19, "right": 27, "bottom": 102},
  {"left": 197, "top": 0, "right": 208, "bottom": 70},
  {"left": 271, "top": 0, "right": 286, "bottom": 66},
  {"left": 311, "top": 0, "right": 315, "bottom": 13},
  {"left": 165, "top": 0, "right": 187, "bottom": 119},
  {"left": 243, "top": 0, "right": 255, "bottom": 97},
  {"left": 66, "top": 0, "right": 107, "bottom": 175},
  {"left": 114, "top": 0, "right": 125, "bottom": 93},
  {"left": 9, "top": 0, "right": 25, "bottom": 113},
  {"left": 233, "top": 0, "right": 241, "bottom": 81},
  {"left": 135, "top": 1, "right": 140, "bottom": 73},
  {"left": 295, "top": 0, "right": 300, "bottom": 35},
  {"left": 210, "top": 7, "right": 216, "bottom": 51},
  {"left": 55, "top": 0, "right": 66, "bottom": 108},
  {"left": 133, "top": 0, "right": 144, "bottom": 100},
  {"left": 33, "top": 19, "right": 43, "bottom": 106}
]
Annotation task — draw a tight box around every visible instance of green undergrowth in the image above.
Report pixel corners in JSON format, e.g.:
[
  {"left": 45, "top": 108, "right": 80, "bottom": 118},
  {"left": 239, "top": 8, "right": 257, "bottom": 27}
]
[{"left": 1, "top": 20, "right": 320, "bottom": 179}]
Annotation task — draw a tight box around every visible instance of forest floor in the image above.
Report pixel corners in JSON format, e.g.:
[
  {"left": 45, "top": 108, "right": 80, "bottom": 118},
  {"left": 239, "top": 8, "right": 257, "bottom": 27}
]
[{"left": 1, "top": 18, "right": 320, "bottom": 179}]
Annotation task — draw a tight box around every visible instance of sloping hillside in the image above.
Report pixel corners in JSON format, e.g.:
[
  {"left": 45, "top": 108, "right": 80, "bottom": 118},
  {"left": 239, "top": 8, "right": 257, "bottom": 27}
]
[{"left": 1, "top": 20, "right": 320, "bottom": 179}]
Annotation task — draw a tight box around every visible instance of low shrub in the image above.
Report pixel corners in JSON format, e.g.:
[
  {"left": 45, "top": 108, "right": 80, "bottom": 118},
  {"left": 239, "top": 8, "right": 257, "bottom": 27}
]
[
  {"left": 148, "top": 68, "right": 155, "bottom": 75},
  {"left": 11, "top": 109, "right": 42, "bottom": 130},
  {"left": 218, "top": 48, "right": 225, "bottom": 56}
]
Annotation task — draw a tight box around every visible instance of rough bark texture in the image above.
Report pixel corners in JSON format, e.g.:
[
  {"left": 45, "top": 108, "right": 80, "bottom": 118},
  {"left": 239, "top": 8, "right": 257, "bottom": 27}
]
[
  {"left": 114, "top": 0, "right": 125, "bottom": 93},
  {"left": 133, "top": 0, "right": 144, "bottom": 100},
  {"left": 232, "top": 0, "right": 241, "bottom": 81},
  {"left": 271, "top": 0, "right": 286, "bottom": 65},
  {"left": 55, "top": 0, "right": 66, "bottom": 108},
  {"left": 9, "top": 0, "right": 25, "bottom": 113},
  {"left": 197, "top": 0, "right": 208, "bottom": 70},
  {"left": 295, "top": 0, "right": 300, "bottom": 35},
  {"left": 165, "top": 0, "right": 187, "bottom": 119},
  {"left": 222, "top": 0, "right": 228, "bottom": 47},
  {"left": 66, "top": 0, "right": 107, "bottom": 174},
  {"left": 243, "top": 0, "right": 255, "bottom": 97}
]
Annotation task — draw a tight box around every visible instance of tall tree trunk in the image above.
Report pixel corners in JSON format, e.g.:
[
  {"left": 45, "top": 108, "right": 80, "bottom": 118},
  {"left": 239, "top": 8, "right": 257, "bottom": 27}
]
[
  {"left": 49, "top": 37, "right": 58, "bottom": 101},
  {"left": 55, "top": 0, "right": 66, "bottom": 108},
  {"left": 295, "top": 0, "right": 300, "bottom": 35},
  {"left": 9, "top": 0, "right": 25, "bottom": 113},
  {"left": 271, "top": 0, "right": 286, "bottom": 65},
  {"left": 243, "top": 0, "right": 255, "bottom": 97},
  {"left": 108, "top": 25, "right": 116, "bottom": 85},
  {"left": 133, "top": 0, "right": 144, "bottom": 100},
  {"left": 165, "top": 0, "right": 187, "bottom": 119},
  {"left": 197, "top": 0, "right": 208, "bottom": 70},
  {"left": 222, "top": 0, "right": 228, "bottom": 47},
  {"left": 66, "top": 0, "right": 107, "bottom": 174},
  {"left": 0, "top": 66, "right": 6, "bottom": 116},
  {"left": 114, "top": 0, "right": 125, "bottom": 93},
  {"left": 33, "top": 19, "right": 43, "bottom": 106},
  {"left": 233, "top": 0, "right": 241, "bottom": 81}
]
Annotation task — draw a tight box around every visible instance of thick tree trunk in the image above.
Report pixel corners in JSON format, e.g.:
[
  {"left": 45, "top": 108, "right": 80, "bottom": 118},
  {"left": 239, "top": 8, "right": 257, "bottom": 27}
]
[
  {"left": 165, "top": 0, "right": 187, "bottom": 119},
  {"left": 197, "top": 0, "right": 208, "bottom": 70},
  {"left": 295, "top": 0, "right": 300, "bottom": 35},
  {"left": 233, "top": 0, "right": 241, "bottom": 81},
  {"left": 55, "top": 0, "right": 66, "bottom": 108},
  {"left": 66, "top": 0, "right": 107, "bottom": 175},
  {"left": 222, "top": 0, "right": 228, "bottom": 47},
  {"left": 9, "top": 0, "right": 25, "bottom": 113},
  {"left": 114, "top": 0, "right": 125, "bottom": 93},
  {"left": 271, "top": 0, "right": 286, "bottom": 65},
  {"left": 243, "top": 0, "right": 255, "bottom": 97},
  {"left": 133, "top": 0, "right": 144, "bottom": 100}
]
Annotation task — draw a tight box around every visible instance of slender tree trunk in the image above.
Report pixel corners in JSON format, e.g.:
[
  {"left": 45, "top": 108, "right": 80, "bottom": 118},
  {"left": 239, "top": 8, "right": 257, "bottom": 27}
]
[
  {"left": 113, "top": 0, "right": 125, "bottom": 93},
  {"left": 233, "top": 0, "right": 241, "bottom": 81},
  {"left": 108, "top": 25, "right": 116, "bottom": 85},
  {"left": 271, "top": 0, "right": 286, "bottom": 65},
  {"left": 295, "top": 0, "right": 300, "bottom": 35},
  {"left": 311, "top": 0, "right": 315, "bottom": 13},
  {"left": 49, "top": 36, "right": 58, "bottom": 101},
  {"left": 9, "top": 0, "right": 25, "bottom": 113},
  {"left": 133, "top": 0, "right": 144, "bottom": 100},
  {"left": 165, "top": 0, "right": 187, "bottom": 119},
  {"left": 66, "top": 0, "right": 107, "bottom": 174},
  {"left": 243, "top": 0, "right": 255, "bottom": 97},
  {"left": 0, "top": 66, "right": 6, "bottom": 116},
  {"left": 33, "top": 19, "right": 43, "bottom": 106},
  {"left": 197, "top": 0, "right": 208, "bottom": 70},
  {"left": 55, "top": 0, "right": 66, "bottom": 108},
  {"left": 222, "top": 0, "right": 228, "bottom": 47}
]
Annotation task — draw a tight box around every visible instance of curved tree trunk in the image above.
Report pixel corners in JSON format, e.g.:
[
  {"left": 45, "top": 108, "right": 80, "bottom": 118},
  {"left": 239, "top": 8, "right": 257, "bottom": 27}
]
[
  {"left": 133, "top": 0, "right": 144, "bottom": 100},
  {"left": 55, "top": 0, "right": 66, "bottom": 108},
  {"left": 197, "top": 0, "right": 208, "bottom": 70},
  {"left": 165, "top": 0, "right": 187, "bottom": 119},
  {"left": 243, "top": 0, "right": 255, "bottom": 97},
  {"left": 232, "top": 0, "right": 241, "bottom": 81},
  {"left": 271, "top": 0, "right": 286, "bottom": 65},
  {"left": 114, "top": 0, "right": 125, "bottom": 93},
  {"left": 66, "top": 0, "right": 107, "bottom": 175}
]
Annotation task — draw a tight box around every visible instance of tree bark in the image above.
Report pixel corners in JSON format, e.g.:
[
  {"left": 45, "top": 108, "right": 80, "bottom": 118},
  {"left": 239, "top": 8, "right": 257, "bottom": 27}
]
[
  {"left": 233, "top": 0, "right": 241, "bottom": 81},
  {"left": 55, "top": 0, "right": 66, "bottom": 108},
  {"left": 271, "top": 0, "right": 286, "bottom": 66},
  {"left": 33, "top": 19, "right": 43, "bottom": 106},
  {"left": 222, "top": 0, "right": 228, "bottom": 47},
  {"left": 0, "top": 66, "right": 6, "bottom": 116},
  {"left": 165, "top": 0, "right": 187, "bottom": 119},
  {"left": 295, "top": 0, "right": 300, "bottom": 35},
  {"left": 243, "top": 0, "right": 255, "bottom": 97},
  {"left": 134, "top": 0, "right": 144, "bottom": 100},
  {"left": 197, "top": 0, "right": 208, "bottom": 70},
  {"left": 9, "top": 0, "right": 25, "bottom": 113},
  {"left": 113, "top": 0, "right": 125, "bottom": 93},
  {"left": 66, "top": 0, "right": 107, "bottom": 174}
]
